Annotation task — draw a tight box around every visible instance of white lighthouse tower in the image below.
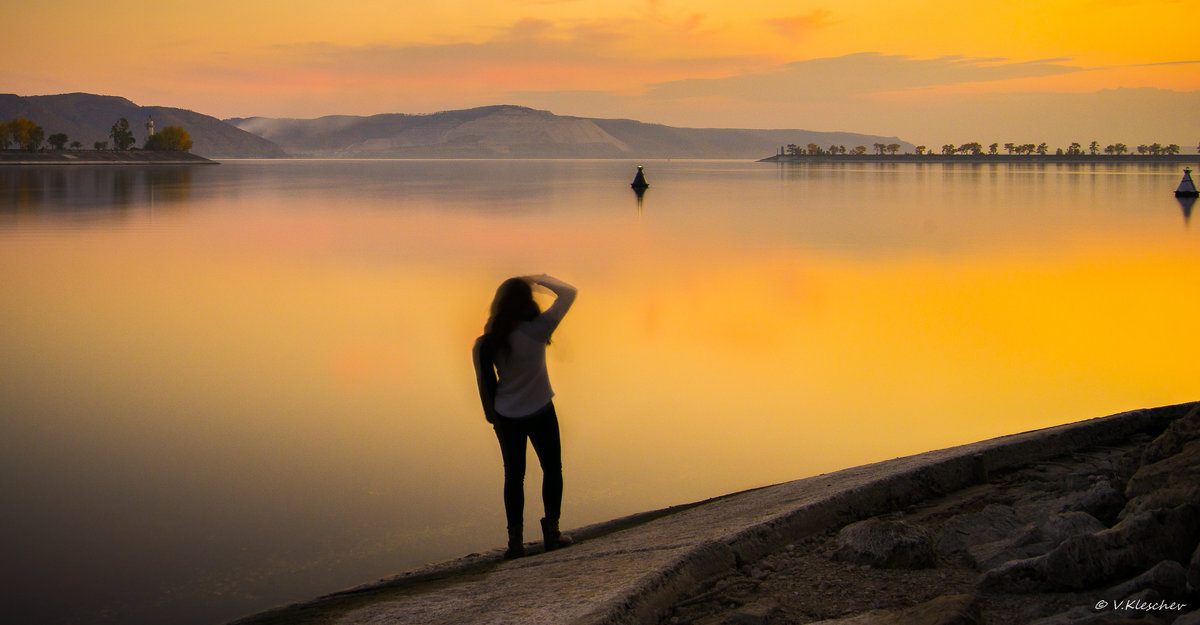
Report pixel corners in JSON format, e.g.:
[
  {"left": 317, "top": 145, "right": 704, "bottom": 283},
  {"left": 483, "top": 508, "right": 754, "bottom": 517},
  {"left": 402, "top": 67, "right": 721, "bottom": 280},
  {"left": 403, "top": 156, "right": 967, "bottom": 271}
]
[{"left": 146, "top": 116, "right": 155, "bottom": 137}]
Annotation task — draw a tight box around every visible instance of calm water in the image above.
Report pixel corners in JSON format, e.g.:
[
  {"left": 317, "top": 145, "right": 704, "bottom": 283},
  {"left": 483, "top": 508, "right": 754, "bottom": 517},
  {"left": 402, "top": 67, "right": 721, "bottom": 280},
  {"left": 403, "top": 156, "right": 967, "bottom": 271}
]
[{"left": 1, "top": 159, "right": 1197, "bottom": 624}]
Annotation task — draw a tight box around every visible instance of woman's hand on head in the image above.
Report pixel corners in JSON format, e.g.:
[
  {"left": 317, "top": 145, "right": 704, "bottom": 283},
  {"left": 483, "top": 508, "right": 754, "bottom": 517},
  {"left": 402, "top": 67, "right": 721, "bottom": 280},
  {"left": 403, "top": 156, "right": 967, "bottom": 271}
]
[{"left": 524, "top": 274, "right": 552, "bottom": 287}]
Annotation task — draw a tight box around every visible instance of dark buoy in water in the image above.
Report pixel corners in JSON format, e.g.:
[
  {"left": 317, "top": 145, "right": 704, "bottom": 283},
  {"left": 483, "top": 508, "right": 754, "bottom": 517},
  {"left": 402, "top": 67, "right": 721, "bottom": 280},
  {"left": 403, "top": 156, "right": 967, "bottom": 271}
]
[
  {"left": 630, "top": 165, "right": 648, "bottom": 213},
  {"left": 1176, "top": 167, "right": 1199, "bottom": 198},
  {"left": 631, "top": 165, "right": 649, "bottom": 191}
]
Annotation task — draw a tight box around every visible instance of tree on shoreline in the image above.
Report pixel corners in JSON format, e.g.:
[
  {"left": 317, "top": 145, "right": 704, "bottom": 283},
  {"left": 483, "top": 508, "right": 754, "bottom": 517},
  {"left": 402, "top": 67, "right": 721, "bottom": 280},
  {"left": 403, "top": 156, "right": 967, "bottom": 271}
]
[
  {"left": 773, "top": 137, "right": 1189, "bottom": 158},
  {"left": 143, "top": 126, "right": 193, "bottom": 152},
  {"left": 9, "top": 118, "right": 45, "bottom": 151},
  {"left": 109, "top": 118, "right": 135, "bottom": 150},
  {"left": 48, "top": 133, "right": 69, "bottom": 150}
]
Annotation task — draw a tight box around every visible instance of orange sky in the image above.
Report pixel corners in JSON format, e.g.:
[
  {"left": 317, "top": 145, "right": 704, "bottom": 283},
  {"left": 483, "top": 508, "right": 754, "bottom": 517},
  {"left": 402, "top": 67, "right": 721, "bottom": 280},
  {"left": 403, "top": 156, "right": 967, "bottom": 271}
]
[{"left": 4, "top": 0, "right": 1199, "bottom": 146}]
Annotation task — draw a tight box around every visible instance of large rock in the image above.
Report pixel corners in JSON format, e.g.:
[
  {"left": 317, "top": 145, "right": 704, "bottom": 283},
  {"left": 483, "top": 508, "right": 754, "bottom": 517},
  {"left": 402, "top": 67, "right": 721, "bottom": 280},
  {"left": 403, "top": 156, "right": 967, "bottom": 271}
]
[
  {"left": 1105, "top": 560, "right": 1188, "bottom": 601},
  {"left": 934, "top": 504, "right": 1021, "bottom": 555},
  {"left": 807, "top": 594, "right": 980, "bottom": 625},
  {"left": 728, "top": 598, "right": 778, "bottom": 625},
  {"left": 834, "top": 518, "right": 936, "bottom": 569},
  {"left": 1189, "top": 542, "right": 1200, "bottom": 593},
  {"left": 967, "top": 511, "right": 1106, "bottom": 572},
  {"left": 1061, "top": 479, "right": 1126, "bottom": 524},
  {"left": 967, "top": 533, "right": 1050, "bottom": 573},
  {"left": 1107, "top": 502, "right": 1200, "bottom": 570},
  {"left": 1122, "top": 438, "right": 1200, "bottom": 517},
  {"left": 979, "top": 533, "right": 1112, "bottom": 593},
  {"left": 978, "top": 502, "right": 1200, "bottom": 592},
  {"left": 1140, "top": 403, "right": 1200, "bottom": 465},
  {"left": 1028, "top": 606, "right": 1148, "bottom": 625},
  {"left": 1175, "top": 611, "right": 1200, "bottom": 625},
  {"left": 1039, "top": 511, "right": 1108, "bottom": 544}
]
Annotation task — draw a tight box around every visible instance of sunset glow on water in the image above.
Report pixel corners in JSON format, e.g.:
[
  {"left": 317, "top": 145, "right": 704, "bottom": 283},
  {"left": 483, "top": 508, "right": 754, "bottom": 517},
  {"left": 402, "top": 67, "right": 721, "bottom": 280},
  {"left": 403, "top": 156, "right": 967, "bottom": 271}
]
[{"left": 1, "top": 159, "right": 1197, "bottom": 624}]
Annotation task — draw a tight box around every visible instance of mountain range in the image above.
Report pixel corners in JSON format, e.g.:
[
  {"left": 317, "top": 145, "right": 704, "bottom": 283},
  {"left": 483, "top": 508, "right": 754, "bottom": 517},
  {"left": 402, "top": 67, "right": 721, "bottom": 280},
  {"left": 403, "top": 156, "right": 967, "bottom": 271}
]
[
  {"left": 3, "top": 93, "right": 914, "bottom": 159},
  {"left": 228, "top": 105, "right": 913, "bottom": 159}
]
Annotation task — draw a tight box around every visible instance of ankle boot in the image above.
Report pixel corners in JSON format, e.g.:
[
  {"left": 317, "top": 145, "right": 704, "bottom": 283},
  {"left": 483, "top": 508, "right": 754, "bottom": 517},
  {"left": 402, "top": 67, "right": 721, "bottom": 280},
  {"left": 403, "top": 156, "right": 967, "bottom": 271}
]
[
  {"left": 540, "top": 517, "right": 573, "bottom": 551},
  {"left": 504, "top": 526, "right": 525, "bottom": 559}
]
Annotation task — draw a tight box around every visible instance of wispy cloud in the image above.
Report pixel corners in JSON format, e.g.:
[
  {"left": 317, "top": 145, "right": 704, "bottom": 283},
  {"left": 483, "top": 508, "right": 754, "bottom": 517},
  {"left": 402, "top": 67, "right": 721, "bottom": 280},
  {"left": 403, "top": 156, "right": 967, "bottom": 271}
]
[
  {"left": 1129, "top": 59, "right": 1200, "bottom": 68},
  {"left": 646, "top": 53, "right": 1087, "bottom": 102},
  {"left": 766, "top": 10, "right": 835, "bottom": 39},
  {"left": 180, "top": 17, "right": 773, "bottom": 97}
]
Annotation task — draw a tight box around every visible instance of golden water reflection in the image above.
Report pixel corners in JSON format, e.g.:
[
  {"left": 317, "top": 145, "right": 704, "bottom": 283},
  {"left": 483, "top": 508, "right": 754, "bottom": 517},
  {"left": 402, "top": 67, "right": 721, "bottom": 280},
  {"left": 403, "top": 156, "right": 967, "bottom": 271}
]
[
  {"left": 3, "top": 204, "right": 1193, "bottom": 517},
  {"left": 0, "top": 160, "right": 1196, "bottom": 624},
  {"left": 1, "top": 166, "right": 194, "bottom": 215}
]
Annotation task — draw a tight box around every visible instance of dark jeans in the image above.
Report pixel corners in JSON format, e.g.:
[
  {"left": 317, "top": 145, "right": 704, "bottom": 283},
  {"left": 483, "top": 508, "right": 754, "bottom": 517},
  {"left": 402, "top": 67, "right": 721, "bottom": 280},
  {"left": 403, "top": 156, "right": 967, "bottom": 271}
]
[{"left": 493, "top": 403, "right": 563, "bottom": 531}]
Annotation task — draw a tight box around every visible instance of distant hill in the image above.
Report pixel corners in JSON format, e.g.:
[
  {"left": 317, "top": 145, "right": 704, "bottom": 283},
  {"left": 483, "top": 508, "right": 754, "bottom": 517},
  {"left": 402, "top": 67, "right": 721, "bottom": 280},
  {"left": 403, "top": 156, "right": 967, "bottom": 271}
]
[
  {"left": 228, "top": 105, "right": 913, "bottom": 159},
  {"left": 0, "top": 93, "right": 285, "bottom": 158}
]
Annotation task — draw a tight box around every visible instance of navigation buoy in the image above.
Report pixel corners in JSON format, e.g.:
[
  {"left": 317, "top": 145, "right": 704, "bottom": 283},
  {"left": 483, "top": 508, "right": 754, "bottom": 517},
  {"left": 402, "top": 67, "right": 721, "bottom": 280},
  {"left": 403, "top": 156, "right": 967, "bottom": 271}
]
[
  {"left": 1176, "top": 168, "right": 1199, "bottom": 198},
  {"left": 631, "top": 165, "right": 649, "bottom": 190}
]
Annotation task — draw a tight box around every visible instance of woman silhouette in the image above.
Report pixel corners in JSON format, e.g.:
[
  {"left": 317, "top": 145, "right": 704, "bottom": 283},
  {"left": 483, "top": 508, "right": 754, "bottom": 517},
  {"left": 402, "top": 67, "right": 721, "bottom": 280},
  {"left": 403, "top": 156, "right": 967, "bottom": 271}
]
[{"left": 473, "top": 274, "right": 577, "bottom": 558}]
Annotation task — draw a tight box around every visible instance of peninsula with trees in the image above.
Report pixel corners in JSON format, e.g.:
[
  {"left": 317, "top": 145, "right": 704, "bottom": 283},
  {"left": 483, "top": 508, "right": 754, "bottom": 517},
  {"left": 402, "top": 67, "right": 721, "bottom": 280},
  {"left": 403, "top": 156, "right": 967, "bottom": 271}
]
[
  {"left": 0, "top": 114, "right": 215, "bottom": 165},
  {"left": 762, "top": 140, "right": 1199, "bottom": 163},
  {"left": 0, "top": 93, "right": 284, "bottom": 159}
]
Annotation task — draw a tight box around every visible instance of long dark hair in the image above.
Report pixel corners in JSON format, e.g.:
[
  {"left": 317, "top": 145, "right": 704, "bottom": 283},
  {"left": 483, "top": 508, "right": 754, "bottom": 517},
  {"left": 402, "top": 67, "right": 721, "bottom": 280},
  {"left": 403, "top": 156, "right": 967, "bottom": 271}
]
[{"left": 484, "top": 278, "right": 542, "bottom": 355}]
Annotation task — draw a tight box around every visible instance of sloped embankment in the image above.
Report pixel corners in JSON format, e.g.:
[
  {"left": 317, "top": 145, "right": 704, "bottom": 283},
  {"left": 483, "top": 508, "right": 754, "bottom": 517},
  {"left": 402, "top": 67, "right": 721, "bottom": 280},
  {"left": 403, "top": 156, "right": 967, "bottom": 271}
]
[{"left": 663, "top": 403, "right": 1200, "bottom": 625}]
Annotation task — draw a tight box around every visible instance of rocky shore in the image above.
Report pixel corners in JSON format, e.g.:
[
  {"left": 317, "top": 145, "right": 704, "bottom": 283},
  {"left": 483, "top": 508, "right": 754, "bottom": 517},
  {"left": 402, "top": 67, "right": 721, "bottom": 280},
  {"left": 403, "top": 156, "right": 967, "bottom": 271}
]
[
  {"left": 229, "top": 402, "right": 1198, "bottom": 625},
  {"left": 662, "top": 403, "right": 1200, "bottom": 625}
]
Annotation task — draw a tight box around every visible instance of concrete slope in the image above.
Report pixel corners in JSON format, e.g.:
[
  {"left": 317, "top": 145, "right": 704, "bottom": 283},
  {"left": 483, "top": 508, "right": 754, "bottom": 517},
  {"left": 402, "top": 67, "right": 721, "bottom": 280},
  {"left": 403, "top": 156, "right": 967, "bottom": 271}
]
[{"left": 229, "top": 401, "right": 1195, "bottom": 625}]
